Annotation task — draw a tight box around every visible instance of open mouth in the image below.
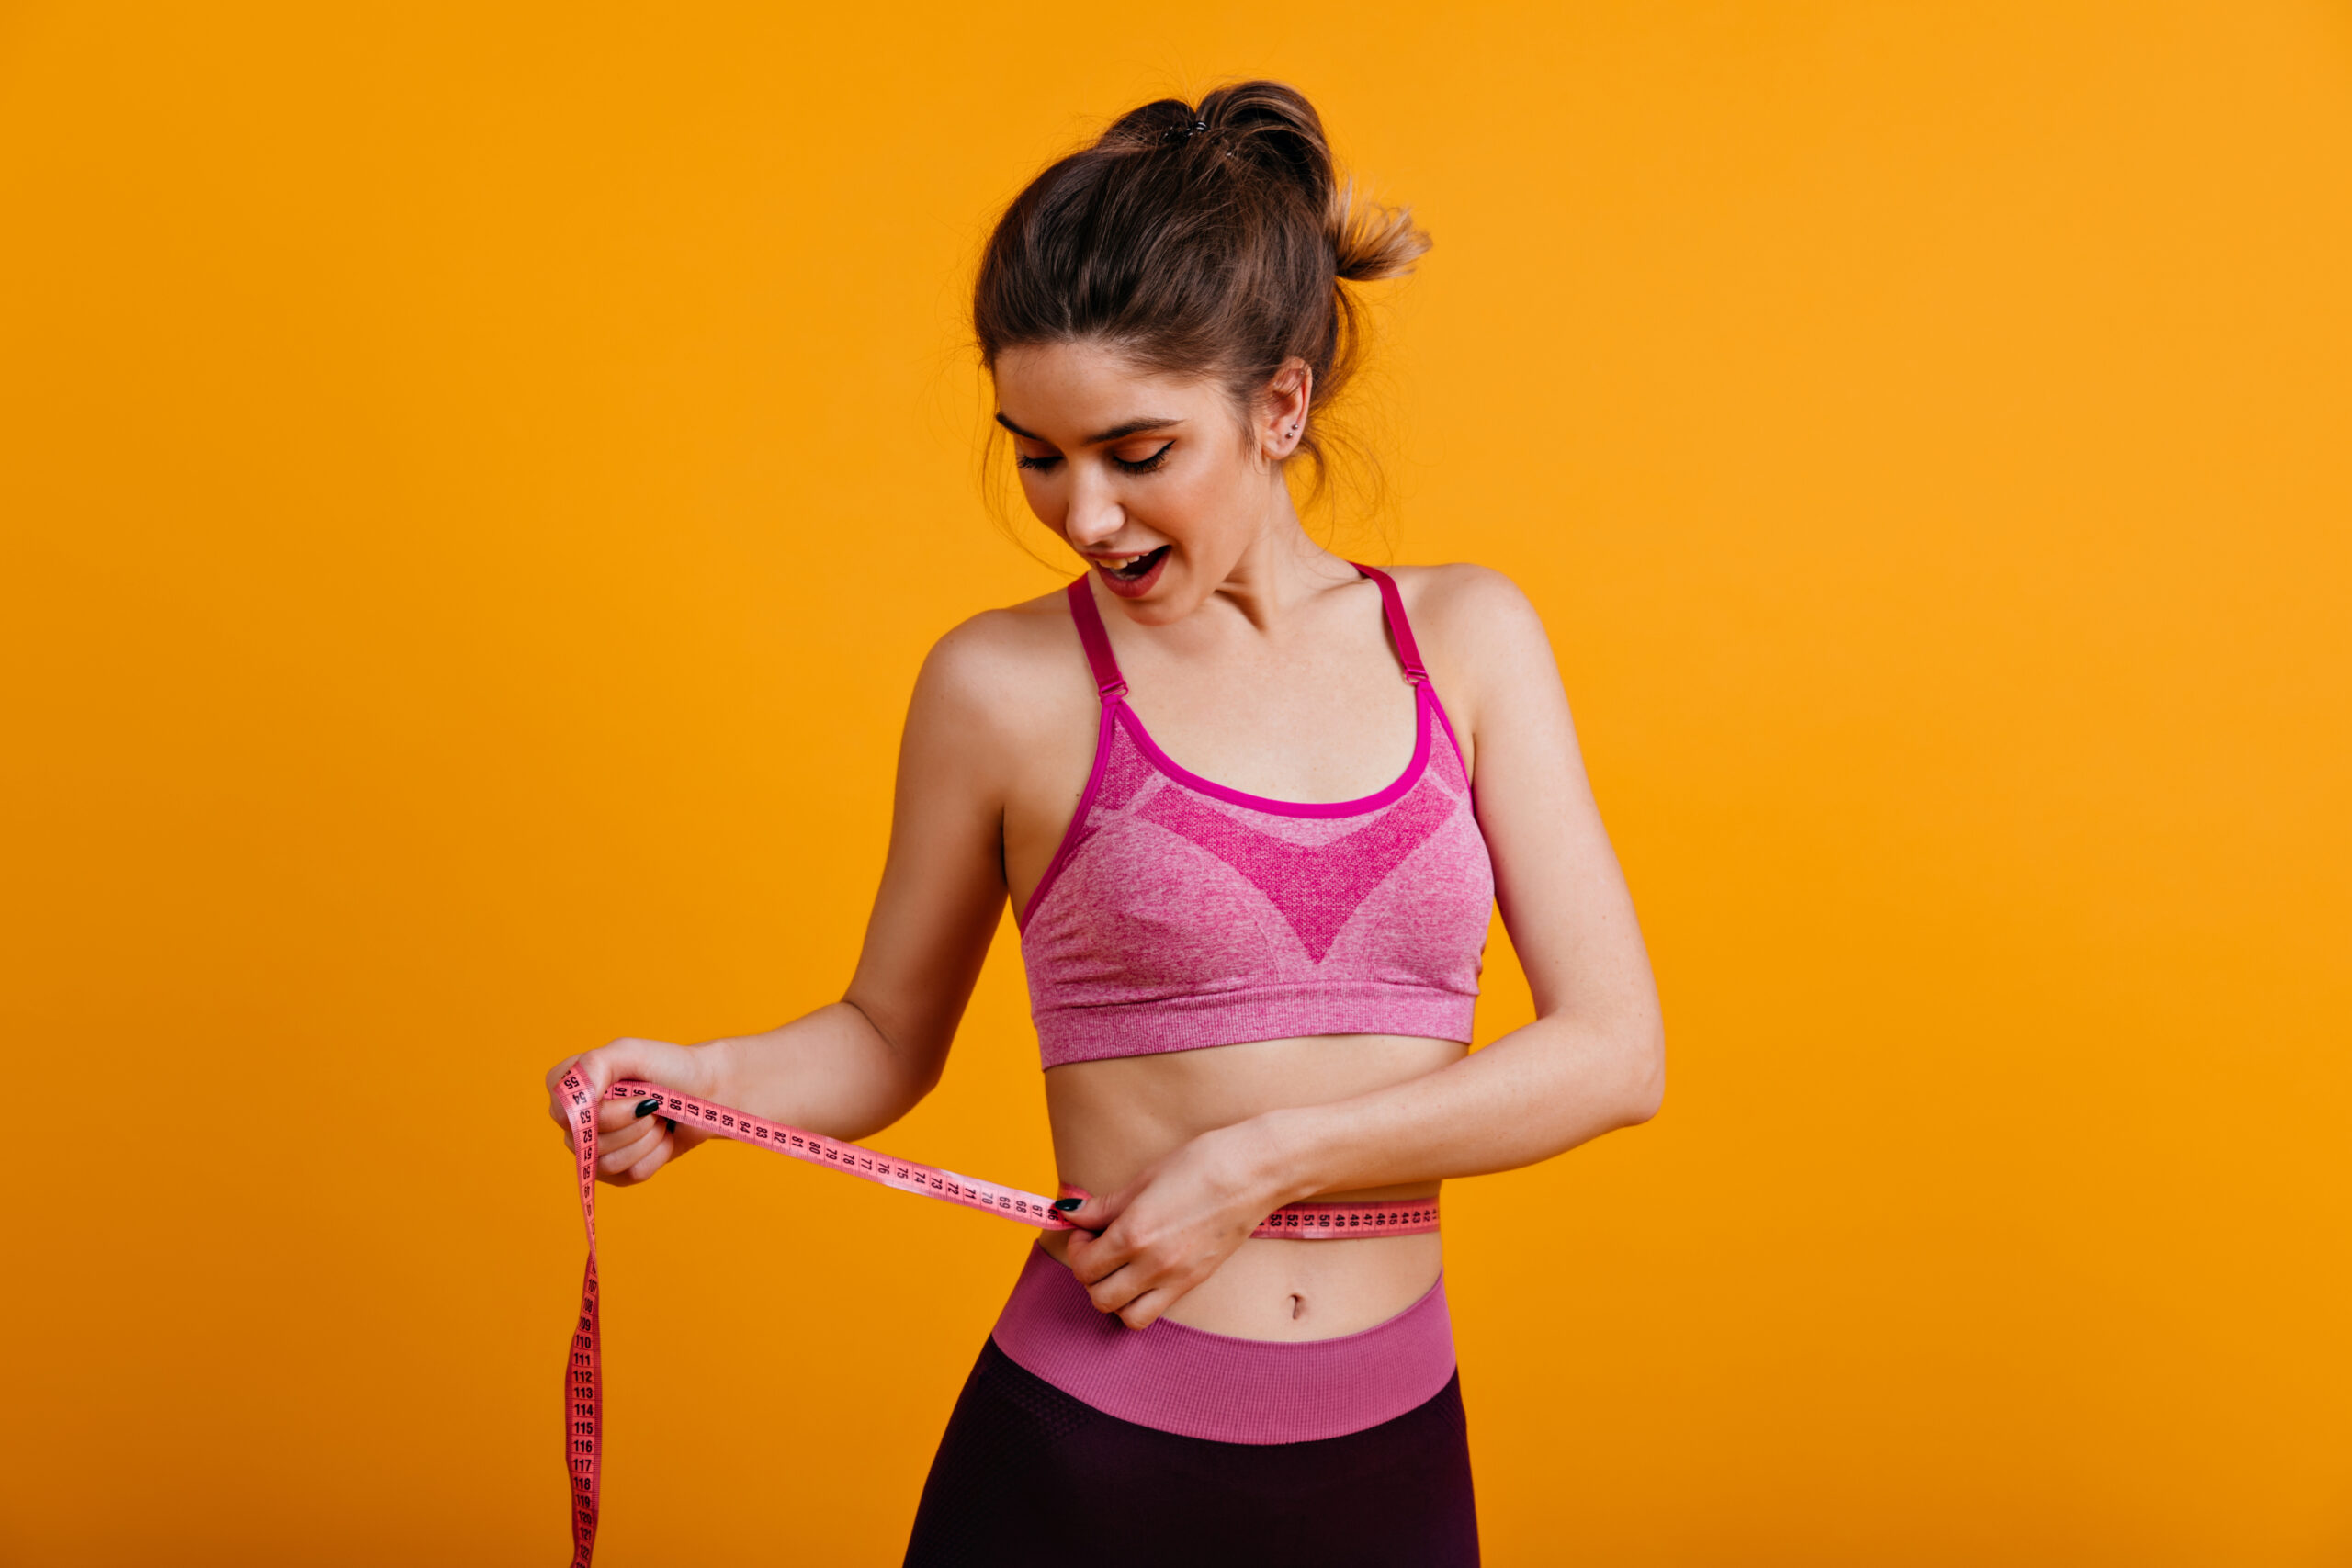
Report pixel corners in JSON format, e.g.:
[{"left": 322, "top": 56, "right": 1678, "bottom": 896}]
[{"left": 1099, "top": 546, "right": 1170, "bottom": 582}]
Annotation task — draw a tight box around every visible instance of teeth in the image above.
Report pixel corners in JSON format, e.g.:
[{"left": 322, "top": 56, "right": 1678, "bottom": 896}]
[{"left": 1099, "top": 551, "right": 1152, "bottom": 569}]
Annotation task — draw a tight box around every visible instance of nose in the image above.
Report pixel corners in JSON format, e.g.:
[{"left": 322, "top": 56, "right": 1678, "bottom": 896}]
[{"left": 1062, "top": 468, "right": 1125, "bottom": 548}]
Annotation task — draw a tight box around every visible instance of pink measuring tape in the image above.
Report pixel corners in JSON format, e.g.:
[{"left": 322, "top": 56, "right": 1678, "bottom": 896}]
[{"left": 558, "top": 1065, "right": 1440, "bottom": 1564}]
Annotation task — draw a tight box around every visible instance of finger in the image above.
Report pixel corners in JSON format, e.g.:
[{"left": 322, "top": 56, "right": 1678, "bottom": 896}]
[
  {"left": 614, "top": 1129, "right": 674, "bottom": 1186},
  {"left": 546, "top": 1054, "right": 587, "bottom": 1131},
  {"left": 595, "top": 1115, "right": 661, "bottom": 1174},
  {"left": 1063, "top": 1226, "right": 1136, "bottom": 1288},
  {"left": 613, "top": 1118, "right": 711, "bottom": 1175},
  {"left": 1083, "top": 1261, "right": 1147, "bottom": 1318},
  {"left": 548, "top": 1060, "right": 625, "bottom": 1146},
  {"left": 596, "top": 1091, "right": 666, "bottom": 1134},
  {"left": 1081, "top": 1224, "right": 1185, "bottom": 1306},
  {"left": 564, "top": 1097, "right": 650, "bottom": 1158},
  {"left": 1114, "top": 1285, "right": 1186, "bottom": 1331},
  {"left": 1049, "top": 1183, "right": 1110, "bottom": 1234}
]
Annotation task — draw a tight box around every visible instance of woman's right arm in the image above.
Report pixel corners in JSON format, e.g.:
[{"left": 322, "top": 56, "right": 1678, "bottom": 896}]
[{"left": 543, "top": 614, "right": 1033, "bottom": 1185}]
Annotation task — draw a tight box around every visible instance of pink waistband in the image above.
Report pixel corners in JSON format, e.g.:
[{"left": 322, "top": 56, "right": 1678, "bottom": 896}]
[{"left": 988, "top": 1246, "right": 1457, "bottom": 1444}]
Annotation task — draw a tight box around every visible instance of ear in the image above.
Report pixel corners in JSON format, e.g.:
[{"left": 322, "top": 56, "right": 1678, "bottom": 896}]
[{"left": 1260, "top": 359, "right": 1314, "bottom": 461}]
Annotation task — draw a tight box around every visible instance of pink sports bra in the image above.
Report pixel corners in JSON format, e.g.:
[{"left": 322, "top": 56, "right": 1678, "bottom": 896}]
[{"left": 1020, "top": 565, "right": 1495, "bottom": 1068}]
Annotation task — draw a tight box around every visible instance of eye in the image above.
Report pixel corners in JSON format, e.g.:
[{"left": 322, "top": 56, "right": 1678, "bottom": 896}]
[
  {"left": 1014, "top": 450, "right": 1062, "bottom": 472},
  {"left": 1112, "top": 441, "right": 1174, "bottom": 475}
]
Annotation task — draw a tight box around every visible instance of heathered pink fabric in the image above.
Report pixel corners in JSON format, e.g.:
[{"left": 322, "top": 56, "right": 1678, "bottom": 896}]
[
  {"left": 989, "top": 1246, "right": 1458, "bottom": 1443},
  {"left": 1022, "top": 566, "right": 1494, "bottom": 1068}
]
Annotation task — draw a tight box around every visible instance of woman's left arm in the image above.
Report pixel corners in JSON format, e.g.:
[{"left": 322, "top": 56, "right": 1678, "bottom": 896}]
[
  {"left": 1253, "top": 564, "right": 1664, "bottom": 1195},
  {"left": 1059, "top": 567, "right": 1662, "bottom": 1326}
]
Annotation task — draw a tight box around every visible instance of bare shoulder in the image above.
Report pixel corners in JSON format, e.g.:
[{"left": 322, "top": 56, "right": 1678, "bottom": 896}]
[
  {"left": 1381, "top": 564, "right": 1578, "bottom": 789},
  {"left": 907, "top": 586, "right": 1093, "bottom": 750},
  {"left": 1381, "top": 563, "right": 1559, "bottom": 690}
]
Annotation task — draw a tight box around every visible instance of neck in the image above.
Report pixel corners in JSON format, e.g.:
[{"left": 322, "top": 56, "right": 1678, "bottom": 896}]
[{"left": 1199, "top": 483, "right": 1353, "bottom": 636}]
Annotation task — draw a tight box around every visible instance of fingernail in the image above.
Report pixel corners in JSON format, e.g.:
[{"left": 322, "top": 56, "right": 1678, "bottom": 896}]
[
  {"left": 634, "top": 1096, "right": 662, "bottom": 1119},
  {"left": 1052, "top": 1198, "right": 1082, "bottom": 1213}
]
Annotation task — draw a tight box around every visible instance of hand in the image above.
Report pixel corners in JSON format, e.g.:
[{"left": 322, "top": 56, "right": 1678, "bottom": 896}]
[
  {"left": 1057, "top": 1122, "right": 1284, "bottom": 1330},
  {"left": 544, "top": 1036, "right": 730, "bottom": 1187}
]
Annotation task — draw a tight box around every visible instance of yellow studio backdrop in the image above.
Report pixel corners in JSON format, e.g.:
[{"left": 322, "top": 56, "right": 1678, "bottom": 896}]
[{"left": 4, "top": 3, "right": 2347, "bottom": 1563}]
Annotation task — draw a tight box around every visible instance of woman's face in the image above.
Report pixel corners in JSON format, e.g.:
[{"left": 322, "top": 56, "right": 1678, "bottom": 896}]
[{"left": 992, "top": 340, "right": 1302, "bottom": 623}]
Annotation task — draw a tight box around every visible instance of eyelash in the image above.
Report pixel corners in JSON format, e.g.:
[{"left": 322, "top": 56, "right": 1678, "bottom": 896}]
[{"left": 1014, "top": 442, "right": 1175, "bottom": 476}]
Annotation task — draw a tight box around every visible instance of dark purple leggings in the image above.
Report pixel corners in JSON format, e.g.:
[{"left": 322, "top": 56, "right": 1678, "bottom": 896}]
[{"left": 903, "top": 1338, "right": 1479, "bottom": 1566}]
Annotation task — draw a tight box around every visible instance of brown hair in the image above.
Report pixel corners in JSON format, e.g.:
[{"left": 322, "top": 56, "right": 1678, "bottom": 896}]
[{"left": 974, "top": 81, "right": 1429, "bottom": 491}]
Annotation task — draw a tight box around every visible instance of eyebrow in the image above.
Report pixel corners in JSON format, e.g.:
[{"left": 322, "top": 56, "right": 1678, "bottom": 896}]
[{"left": 995, "top": 412, "right": 1185, "bottom": 446}]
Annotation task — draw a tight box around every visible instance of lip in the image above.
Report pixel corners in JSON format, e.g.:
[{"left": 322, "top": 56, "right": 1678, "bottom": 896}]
[{"left": 1089, "top": 546, "right": 1170, "bottom": 599}]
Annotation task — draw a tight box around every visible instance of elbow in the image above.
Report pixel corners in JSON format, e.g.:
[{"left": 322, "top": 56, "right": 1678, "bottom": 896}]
[
  {"left": 841, "top": 996, "right": 949, "bottom": 1113},
  {"left": 1615, "top": 1018, "right": 1666, "bottom": 1128},
  {"left": 891, "top": 1032, "right": 951, "bottom": 1111},
  {"left": 893, "top": 1029, "right": 950, "bottom": 1101}
]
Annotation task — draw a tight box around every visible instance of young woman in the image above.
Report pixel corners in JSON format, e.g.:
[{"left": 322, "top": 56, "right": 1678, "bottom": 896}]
[{"left": 546, "top": 81, "right": 1661, "bottom": 1566}]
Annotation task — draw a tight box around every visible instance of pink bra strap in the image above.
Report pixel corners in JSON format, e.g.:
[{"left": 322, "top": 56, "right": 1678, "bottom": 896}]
[
  {"left": 1351, "top": 563, "right": 1429, "bottom": 685},
  {"left": 1064, "top": 579, "right": 1129, "bottom": 703}
]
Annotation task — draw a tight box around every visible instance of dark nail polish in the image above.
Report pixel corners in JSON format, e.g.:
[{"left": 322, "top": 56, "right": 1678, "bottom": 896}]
[
  {"left": 1052, "top": 1198, "right": 1083, "bottom": 1212},
  {"left": 634, "top": 1097, "right": 662, "bottom": 1118}
]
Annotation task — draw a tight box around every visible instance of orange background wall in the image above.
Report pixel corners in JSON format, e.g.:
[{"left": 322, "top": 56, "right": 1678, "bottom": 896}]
[{"left": 5, "top": 3, "right": 2348, "bottom": 1563}]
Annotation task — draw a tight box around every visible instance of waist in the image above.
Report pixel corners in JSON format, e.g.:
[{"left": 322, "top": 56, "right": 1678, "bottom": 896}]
[
  {"left": 1043, "top": 1032, "right": 1458, "bottom": 1335},
  {"left": 989, "top": 1245, "right": 1458, "bottom": 1443},
  {"left": 1046, "top": 1032, "right": 1463, "bottom": 1189}
]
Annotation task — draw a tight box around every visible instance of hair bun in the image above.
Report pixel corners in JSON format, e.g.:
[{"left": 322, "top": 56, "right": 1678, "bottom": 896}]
[{"left": 1191, "top": 83, "right": 1430, "bottom": 285}]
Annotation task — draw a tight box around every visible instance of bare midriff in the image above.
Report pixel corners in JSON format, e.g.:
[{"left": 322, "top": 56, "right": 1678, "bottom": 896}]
[{"left": 1038, "top": 1032, "right": 1463, "bottom": 1342}]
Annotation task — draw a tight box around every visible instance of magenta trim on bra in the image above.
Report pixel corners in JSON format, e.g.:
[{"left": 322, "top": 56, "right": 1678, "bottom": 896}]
[
  {"left": 1018, "top": 566, "right": 1496, "bottom": 1066},
  {"left": 988, "top": 1246, "right": 1457, "bottom": 1444},
  {"left": 1019, "top": 698, "right": 1120, "bottom": 930},
  {"left": 1018, "top": 595, "right": 1448, "bottom": 929},
  {"left": 1108, "top": 682, "right": 1434, "bottom": 821},
  {"left": 1429, "top": 690, "right": 1474, "bottom": 807}
]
